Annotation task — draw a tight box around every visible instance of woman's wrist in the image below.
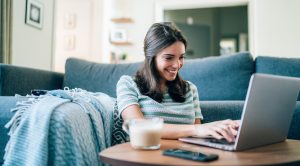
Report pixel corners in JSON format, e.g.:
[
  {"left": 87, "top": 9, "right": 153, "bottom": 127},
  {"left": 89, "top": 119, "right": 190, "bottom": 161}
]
[
  {"left": 191, "top": 124, "right": 200, "bottom": 137},
  {"left": 162, "top": 124, "right": 200, "bottom": 139}
]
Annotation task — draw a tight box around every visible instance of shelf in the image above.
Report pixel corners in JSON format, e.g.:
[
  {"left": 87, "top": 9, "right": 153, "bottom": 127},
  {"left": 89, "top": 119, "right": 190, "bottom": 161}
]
[
  {"left": 110, "top": 41, "right": 133, "bottom": 46},
  {"left": 110, "top": 17, "right": 134, "bottom": 23},
  {"left": 109, "top": 17, "right": 134, "bottom": 49}
]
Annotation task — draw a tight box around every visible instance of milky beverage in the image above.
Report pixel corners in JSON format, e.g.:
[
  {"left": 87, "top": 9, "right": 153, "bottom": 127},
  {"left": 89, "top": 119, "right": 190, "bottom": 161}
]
[
  {"left": 123, "top": 118, "right": 163, "bottom": 150},
  {"left": 130, "top": 124, "right": 162, "bottom": 149}
]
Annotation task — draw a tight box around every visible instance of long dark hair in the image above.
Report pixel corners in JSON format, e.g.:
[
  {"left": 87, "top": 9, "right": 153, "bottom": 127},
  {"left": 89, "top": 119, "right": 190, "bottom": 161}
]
[{"left": 134, "top": 22, "right": 189, "bottom": 103}]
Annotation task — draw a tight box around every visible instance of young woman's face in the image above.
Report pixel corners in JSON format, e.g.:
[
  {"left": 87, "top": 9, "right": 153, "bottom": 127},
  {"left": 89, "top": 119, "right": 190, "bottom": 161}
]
[{"left": 155, "top": 41, "right": 185, "bottom": 83}]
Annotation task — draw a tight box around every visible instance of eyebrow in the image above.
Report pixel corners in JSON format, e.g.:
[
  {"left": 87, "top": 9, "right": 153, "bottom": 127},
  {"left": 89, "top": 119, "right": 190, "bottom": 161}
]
[{"left": 163, "top": 53, "right": 185, "bottom": 56}]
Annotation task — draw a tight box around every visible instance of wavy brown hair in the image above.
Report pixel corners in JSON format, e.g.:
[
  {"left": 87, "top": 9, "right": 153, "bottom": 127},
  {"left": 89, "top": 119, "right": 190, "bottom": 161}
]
[{"left": 134, "top": 22, "right": 189, "bottom": 103}]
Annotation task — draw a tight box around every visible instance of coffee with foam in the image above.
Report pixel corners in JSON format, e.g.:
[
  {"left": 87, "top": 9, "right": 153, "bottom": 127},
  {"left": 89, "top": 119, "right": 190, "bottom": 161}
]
[{"left": 123, "top": 118, "right": 163, "bottom": 150}]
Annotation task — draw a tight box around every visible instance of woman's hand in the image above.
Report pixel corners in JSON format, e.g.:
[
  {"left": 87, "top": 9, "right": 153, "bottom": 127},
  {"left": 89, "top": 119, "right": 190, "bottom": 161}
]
[{"left": 193, "top": 119, "right": 240, "bottom": 142}]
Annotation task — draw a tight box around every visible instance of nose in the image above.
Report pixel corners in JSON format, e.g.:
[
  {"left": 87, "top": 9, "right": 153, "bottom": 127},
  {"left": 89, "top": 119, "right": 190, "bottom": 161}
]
[{"left": 173, "top": 59, "right": 183, "bottom": 69}]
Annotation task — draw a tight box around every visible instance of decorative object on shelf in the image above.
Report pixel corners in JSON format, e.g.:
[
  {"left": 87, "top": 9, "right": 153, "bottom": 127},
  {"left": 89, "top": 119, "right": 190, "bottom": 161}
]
[
  {"left": 110, "top": 29, "right": 127, "bottom": 43},
  {"left": 110, "top": 17, "right": 134, "bottom": 23},
  {"left": 25, "top": 0, "right": 44, "bottom": 29},
  {"left": 120, "top": 53, "right": 128, "bottom": 60},
  {"left": 110, "top": 51, "right": 129, "bottom": 64},
  {"left": 109, "top": 16, "right": 134, "bottom": 61},
  {"left": 110, "top": 51, "right": 117, "bottom": 63}
]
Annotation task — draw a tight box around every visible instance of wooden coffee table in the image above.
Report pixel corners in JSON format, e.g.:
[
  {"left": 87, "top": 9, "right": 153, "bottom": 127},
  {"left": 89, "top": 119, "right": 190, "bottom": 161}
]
[{"left": 100, "top": 139, "right": 300, "bottom": 166}]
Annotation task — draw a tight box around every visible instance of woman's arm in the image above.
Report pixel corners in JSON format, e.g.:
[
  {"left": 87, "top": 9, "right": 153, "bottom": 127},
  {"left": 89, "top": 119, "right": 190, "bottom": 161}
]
[
  {"left": 122, "top": 105, "right": 197, "bottom": 139},
  {"left": 121, "top": 105, "right": 239, "bottom": 142}
]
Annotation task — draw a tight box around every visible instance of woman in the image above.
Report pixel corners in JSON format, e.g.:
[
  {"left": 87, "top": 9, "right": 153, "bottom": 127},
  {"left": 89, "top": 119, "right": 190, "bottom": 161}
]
[{"left": 116, "top": 22, "right": 239, "bottom": 142}]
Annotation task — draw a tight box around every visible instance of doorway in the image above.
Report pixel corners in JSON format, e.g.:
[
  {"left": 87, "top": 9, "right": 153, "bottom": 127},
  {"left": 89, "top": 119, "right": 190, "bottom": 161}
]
[{"left": 164, "top": 6, "right": 248, "bottom": 59}]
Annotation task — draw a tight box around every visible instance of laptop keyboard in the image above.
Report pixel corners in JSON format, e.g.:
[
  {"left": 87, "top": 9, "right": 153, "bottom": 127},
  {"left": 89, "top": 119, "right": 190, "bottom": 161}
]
[{"left": 205, "top": 138, "right": 235, "bottom": 145}]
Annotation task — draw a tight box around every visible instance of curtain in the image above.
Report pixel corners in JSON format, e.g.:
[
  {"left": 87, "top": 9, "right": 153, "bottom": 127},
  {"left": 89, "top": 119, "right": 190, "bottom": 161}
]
[
  {"left": 0, "top": 0, "right": 12, "bottom": 64},
  {"left": 0, "top": 1, "right": 3, "bottom": 63}
]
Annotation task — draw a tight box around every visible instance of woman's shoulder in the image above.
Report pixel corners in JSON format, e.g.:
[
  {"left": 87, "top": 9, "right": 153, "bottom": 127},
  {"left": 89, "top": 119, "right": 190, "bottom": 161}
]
[
  {"left": 117, "top": 75, "right": 141, "bottom": 95},
  {"left": 186, "top": 81, "right": 198, "bottom": 94},
  {"left": 186, "top": 80, "right": 197, "bottom": 89},
  {"left": 118, "top": 75, "right": 135, "bottom": 83},
  {"left": 117, "top": 75, "right": 137, "bottom": 88}
]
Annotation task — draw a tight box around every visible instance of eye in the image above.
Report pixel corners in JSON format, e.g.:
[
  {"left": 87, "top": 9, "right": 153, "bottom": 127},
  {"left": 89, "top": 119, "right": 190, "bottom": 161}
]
[
  {"left": 179, "top": 55, "right": 185, "bottom": 60},
  {"left": 164, "top": 56, "right": 173, "bottom": 60}
]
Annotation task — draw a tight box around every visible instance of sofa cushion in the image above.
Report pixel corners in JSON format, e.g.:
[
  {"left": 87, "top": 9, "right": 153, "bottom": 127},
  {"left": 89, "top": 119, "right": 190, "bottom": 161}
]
[
  {"left": 64, "top": 58, "right": 142, "bottom": 97},
  {"left": 200, "top": 101, "right": 244, "bottom": 123},
  {"left": 255, "top": 56, "right": 300, "bottom": 100},
  {"left": 180, "top": 52, "right": 254, "bottom": 100},
  {"left": 255, "top": 56, "right": 300, "bottom": 77}
]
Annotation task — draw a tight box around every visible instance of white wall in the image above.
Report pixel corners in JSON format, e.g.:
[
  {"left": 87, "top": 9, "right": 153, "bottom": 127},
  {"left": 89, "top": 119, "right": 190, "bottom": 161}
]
[
  {"left": 53, "top": 0, "right": 93, "bottom": 72},
  {"left": 11, "top": 0, "right": 54, "bottom": 70},
  {"left": 53, "top": 0, "right": 107, "bottom": 72},
  {"left": 253, "top": 0, "right": 300, "bottom": 58},
  {"left": 11, "top": 0, "right": 105, "bottom": 72}
]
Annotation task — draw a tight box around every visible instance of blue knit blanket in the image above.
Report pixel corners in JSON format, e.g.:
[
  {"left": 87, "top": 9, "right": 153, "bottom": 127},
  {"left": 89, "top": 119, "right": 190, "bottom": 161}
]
[{"left": 3, "top": 88, "right": 115, "bottom": 166}]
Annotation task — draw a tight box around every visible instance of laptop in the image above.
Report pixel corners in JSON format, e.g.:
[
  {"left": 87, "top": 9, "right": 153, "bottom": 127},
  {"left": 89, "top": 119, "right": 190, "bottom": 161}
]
[{"left": 179, "top": 73, "right": 300, "bottom": 151}]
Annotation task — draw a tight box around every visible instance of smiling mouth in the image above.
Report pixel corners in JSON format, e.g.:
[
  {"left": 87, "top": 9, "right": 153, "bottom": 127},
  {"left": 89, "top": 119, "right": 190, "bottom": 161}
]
[{"left": 166, "top": 69, "right": 177, "bottom": 75}]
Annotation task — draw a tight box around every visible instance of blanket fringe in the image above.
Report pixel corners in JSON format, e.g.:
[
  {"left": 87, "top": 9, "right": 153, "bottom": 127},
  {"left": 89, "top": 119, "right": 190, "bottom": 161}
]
[{"left": 4, "top": 95, "right": 45, "bottom": 161}]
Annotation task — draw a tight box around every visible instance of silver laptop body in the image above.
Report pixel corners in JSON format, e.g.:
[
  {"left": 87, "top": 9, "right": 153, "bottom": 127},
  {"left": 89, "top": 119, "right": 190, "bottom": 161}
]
[{"left": 179, "top": 73, "right": 300, "bottom": 151}]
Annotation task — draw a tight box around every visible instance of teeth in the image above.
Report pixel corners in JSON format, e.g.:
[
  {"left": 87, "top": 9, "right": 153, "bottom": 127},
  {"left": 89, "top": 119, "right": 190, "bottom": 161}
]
[{"left": 167, "top": 70, "right": 177, "bottom": 74}]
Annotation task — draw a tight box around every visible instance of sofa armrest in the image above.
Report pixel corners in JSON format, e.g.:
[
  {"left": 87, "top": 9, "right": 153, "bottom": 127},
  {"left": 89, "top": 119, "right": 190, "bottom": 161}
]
[
  {"left": 0, "top": 96, "right": 26, "bottom": 164},
  {"left": 0, "top": 64, "right": 64, "bottom": 96},
  {"left": 289, "top": 102, "right": 300, "bottom": 140}
]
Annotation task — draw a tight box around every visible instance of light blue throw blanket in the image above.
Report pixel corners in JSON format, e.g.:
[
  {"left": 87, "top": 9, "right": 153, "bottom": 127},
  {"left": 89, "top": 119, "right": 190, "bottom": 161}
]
[{"left": 3, "top": 88, "right": 115, "bottom": 166}]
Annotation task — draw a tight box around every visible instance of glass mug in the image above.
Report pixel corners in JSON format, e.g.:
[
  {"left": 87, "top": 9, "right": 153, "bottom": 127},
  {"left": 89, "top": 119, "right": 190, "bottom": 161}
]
[{"left": 122, "top": 118, "right": 164, "bottom": 150}]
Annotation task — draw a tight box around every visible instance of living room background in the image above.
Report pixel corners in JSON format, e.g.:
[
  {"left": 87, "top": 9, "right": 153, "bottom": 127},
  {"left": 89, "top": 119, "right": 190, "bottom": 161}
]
[
  {"left": 164, "top": 6, "right": 248, "bottom": 58},
  {"left": 2, "top": 0, "right": 300, "bottom": 72}
]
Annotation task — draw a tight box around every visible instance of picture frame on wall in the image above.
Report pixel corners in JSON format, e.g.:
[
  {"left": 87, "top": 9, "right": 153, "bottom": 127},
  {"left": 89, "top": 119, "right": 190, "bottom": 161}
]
[
  {"left": 25, "top": 0, "right": 44, "bottom": 29},
  {"left": 110, "top": 29, "right": 127, "bottom": 43}
]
